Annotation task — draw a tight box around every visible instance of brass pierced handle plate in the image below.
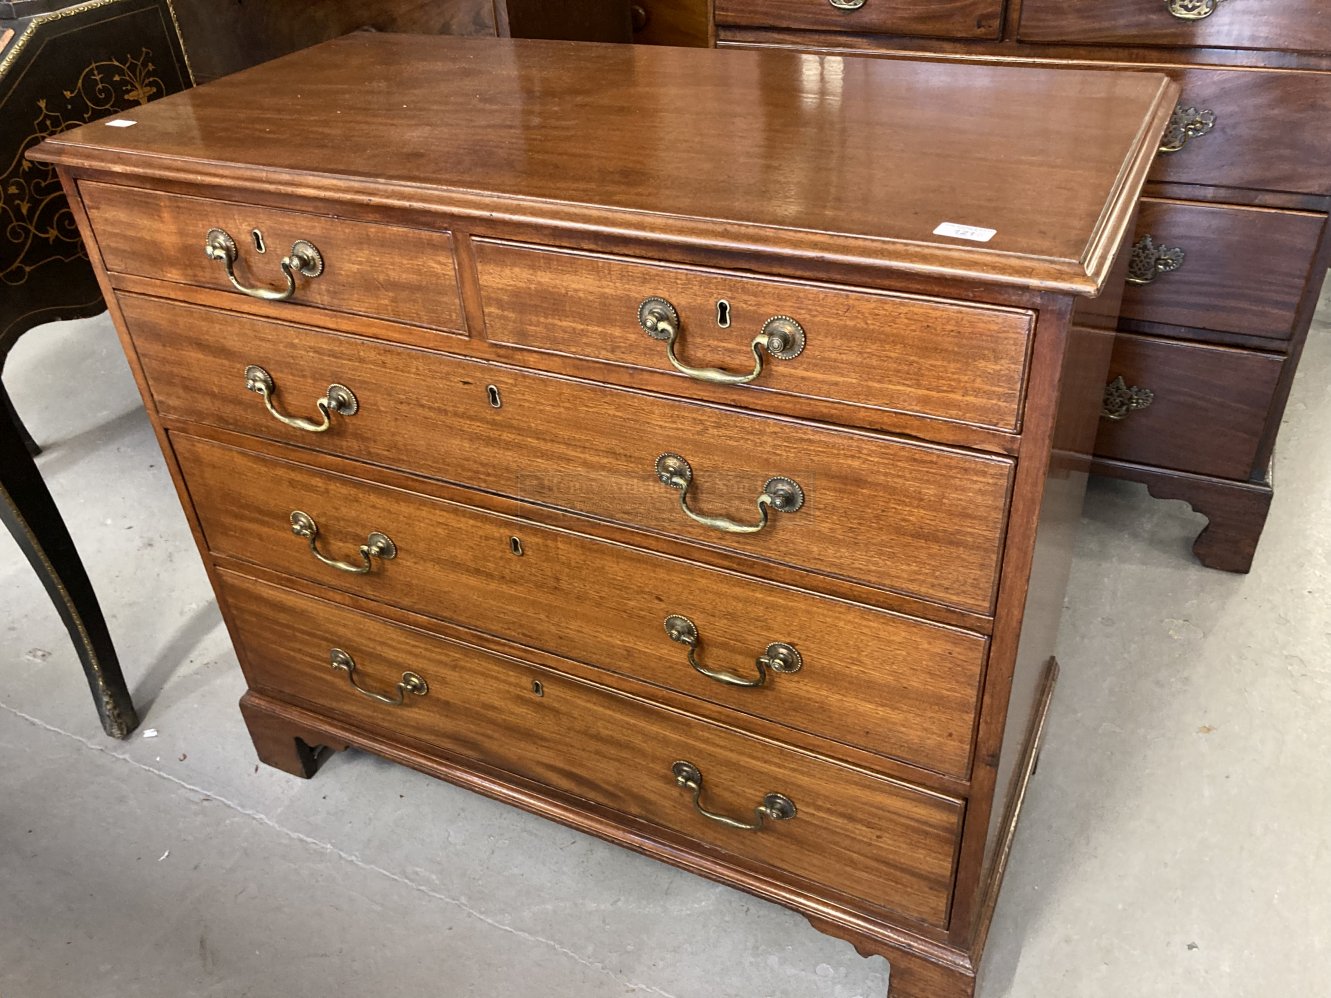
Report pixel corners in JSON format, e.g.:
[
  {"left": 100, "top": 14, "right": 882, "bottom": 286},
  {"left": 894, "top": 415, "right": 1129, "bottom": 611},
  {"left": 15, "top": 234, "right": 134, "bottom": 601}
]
[
  {"left": 1165, "top": 0, "right": 1228, "bottom": 20},
  {"left": 244, "top": 365, "right": 357, "bottom": 433},
  {"left": 663, "top": 615, "right": 801, "bottom": 688},
  {"left": 1102, "top": 376, "right": 1155, "bottom": 421},
  {"left": 329, "top": 648, "right": 427, "bottom": 705},
  {"left": 671, "top": 761, "right": 796, "bottom": 831},
  {"left": 828, "top": 0, "right": 867, "bottom": 9},
  {"left": 1159, "top": 103, "right": 1216, "bottom": 154},
  {"left": 654, "top": 453, "right": 803, "bottom": 535},
  {"left": 289, "top": 510, "right": 396, "bottom": 574},
  {"left": 638, "top": 296, "right": 805, "bottom": 386},
  {"left": 205, "top": 227, "right": 324, "bottom": 301},
  {"left": 1126, "top": 234, "right": 1184, "bottom": 286}
]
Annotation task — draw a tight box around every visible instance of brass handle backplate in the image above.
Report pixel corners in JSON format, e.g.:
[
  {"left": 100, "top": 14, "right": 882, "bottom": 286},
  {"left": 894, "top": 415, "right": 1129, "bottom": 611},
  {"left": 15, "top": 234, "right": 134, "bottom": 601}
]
[
  {"left": 671, "top": 761, "right": 796, "bottom": 831},
  {"left": 329, "top": 648, "right": 427, "bottom": 705},
  {"left": 663, "top": 615, "right": 801, "bottom": 688},
  {"left": 654, "top": 453, "right": 803, "bottom": 535},
  {"left": 638, "top": 297, "right": 805, "bottom": 386},
  {"left": 289, "top": 510, "right": 396, "bottom": 574},
  {"left": 1126, "top": 234, "right": 1184, "bottom": 286},
  {"left": 205, "top": 227, "right": 324, "bottom": 301},
  {"left": 1102, "top": 376, "right": 1155, "bottom": 421},
  {"left": 1164, "top": 0, "right": 1228, "bottom": 20},
  {"left": 244, "top": 365, "right": 357, "bottom": 433},
  {"left": 828, "top": 0, "right": 867, "bottom": 9},
  {"left": 1159, "top": 102, "right": 1216, "bottom": 154}
]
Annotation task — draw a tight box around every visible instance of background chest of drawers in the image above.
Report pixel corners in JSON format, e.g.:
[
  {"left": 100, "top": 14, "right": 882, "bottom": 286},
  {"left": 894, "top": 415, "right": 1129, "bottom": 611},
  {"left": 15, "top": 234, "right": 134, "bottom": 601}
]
[
  {"left": 715, "top": 0, "right": 1331, "bottom": 574},
  {"left": 36, "top": 35, "right": 1173, "bottom": 998}
]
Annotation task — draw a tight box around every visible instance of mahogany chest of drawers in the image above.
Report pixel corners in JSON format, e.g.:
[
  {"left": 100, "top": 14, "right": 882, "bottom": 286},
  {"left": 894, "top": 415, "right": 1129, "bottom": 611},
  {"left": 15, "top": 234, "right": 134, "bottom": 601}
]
[
  {"left": 35, "top": 35, "right": 1173, "bottom": 997},
  {"left": 714, "top": 0, "right": 1331, "bottom": 574}
]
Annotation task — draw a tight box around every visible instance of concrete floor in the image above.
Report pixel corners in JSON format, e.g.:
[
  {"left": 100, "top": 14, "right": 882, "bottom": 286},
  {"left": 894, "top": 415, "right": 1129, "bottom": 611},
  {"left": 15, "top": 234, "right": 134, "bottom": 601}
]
[{"left": 2, "top": 279, "right": 1328, "bottom": 998}]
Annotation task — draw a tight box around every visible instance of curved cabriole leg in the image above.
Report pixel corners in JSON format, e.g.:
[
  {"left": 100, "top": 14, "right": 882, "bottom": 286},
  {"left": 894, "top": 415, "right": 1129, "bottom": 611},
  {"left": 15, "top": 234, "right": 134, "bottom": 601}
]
[
  {"left": 240, "top": 691, "right": 351, "bottom": 778},
  {"left": 0, "top": 381, "right": 40, "bottom": 456},
  {"left": 0, "top": 412, "right": 138, "bottom": 738}
]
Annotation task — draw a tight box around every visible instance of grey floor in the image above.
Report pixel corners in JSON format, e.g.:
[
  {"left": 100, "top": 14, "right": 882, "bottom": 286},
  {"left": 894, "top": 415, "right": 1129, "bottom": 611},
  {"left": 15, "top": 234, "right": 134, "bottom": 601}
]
[{"left": 2, "top": 280, "right": 1328, "bottom": 998}]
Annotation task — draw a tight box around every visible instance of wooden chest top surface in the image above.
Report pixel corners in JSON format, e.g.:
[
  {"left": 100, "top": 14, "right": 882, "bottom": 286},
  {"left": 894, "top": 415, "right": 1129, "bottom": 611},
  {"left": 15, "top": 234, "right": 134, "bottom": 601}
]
[{"left": 35, "top": 32, "right": 1173, "bottom": 294}]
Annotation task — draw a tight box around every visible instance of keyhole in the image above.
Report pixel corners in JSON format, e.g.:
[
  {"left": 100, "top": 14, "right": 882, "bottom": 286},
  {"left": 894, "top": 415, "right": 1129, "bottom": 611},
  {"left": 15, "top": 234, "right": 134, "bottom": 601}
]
[
  {"left": 251, "top": 228, "right": 266, "bottom": 254},
  {"left": 487, "top": 385, "right": 502, "bottom": 408},
  {"left": 509, "top": 536, "right": 523, "bottom": 556},
  {"left": 716, "top": 299, "right": 731, "bottom": 328},
  {"left": 531, "top": 680, "right": 544, "bottom": 697}
]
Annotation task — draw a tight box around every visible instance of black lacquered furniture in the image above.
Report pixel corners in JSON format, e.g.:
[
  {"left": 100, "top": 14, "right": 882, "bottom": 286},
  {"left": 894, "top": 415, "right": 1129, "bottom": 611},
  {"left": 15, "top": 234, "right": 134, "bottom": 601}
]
[{"left": 1, "top": 0, "right": 192, "bottom": 737}]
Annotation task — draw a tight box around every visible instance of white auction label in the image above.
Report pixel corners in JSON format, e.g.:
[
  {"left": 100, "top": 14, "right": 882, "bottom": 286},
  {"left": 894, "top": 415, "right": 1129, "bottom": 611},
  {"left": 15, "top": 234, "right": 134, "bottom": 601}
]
[
  {"left": 933, "top": 221, "right": 996, "bottom": 243},
  {"left": 105, "top": 119, "right": 137, "bottom": 128}
]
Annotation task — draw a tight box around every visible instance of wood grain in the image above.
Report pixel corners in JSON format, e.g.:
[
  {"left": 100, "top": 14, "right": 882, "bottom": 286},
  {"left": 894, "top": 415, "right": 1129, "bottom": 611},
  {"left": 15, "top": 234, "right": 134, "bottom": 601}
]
[
  {"left": 174, "top": 432, "right": 989, "bottom": 778},
  {"left": 120, "top": 294, "right": 1016, "bottom": 613},
  {"left": 715, "top": 0, "right": 1002, "bottom": 39},
  {"left": 221, "top": 569, "right": 965, "bottom": 928},
  {"left": 1122, "top": 198, "right": 1324, "bottom": 341},
  {"left": 80, "top": 182, "right": 466, "bottom": 335},
  {"left": 1095, "top": 334, "right": 1284, "bottom": 481},
  {"left": 474, "top": 238, "right": 1034, "bottom": 432}
]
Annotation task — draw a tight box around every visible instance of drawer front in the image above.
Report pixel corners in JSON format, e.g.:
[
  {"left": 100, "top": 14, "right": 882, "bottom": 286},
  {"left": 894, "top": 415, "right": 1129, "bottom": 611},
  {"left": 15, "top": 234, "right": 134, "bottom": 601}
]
[
  {"left": 1094, "top": 334, "right": 1283, "bottom": 480},
  {"left": 175, "top": 434, "right": 988, "bottom": 778},
  {"left": 1017, "top": 0, "right": 1331, "bottom": 54},
  {"left": 81, "top": 182, "right": 465, "bottom": 333},
  {"left": 124, "top": 296, "right": 1014, "bottom": 612},
  {"left": 475, "top": 239, "right": 1034, "bottom": 432},
  {"left": 715, "top": 0, "right": 1003, "bottom": 39},
  {"left": 1122, "top": 199, "right": 1323, "bottom": 342},
  {"left": 1144, "top": 67, "right": 1331, "bottom": 196},
  {"left": 220, "top": 570, "right": 965, "bottom": 928}
]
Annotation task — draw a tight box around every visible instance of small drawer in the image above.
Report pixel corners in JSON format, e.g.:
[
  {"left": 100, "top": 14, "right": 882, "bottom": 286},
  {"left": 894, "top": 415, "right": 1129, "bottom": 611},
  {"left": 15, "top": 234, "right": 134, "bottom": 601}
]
[
  {"left": 175, "top": 433, "right": 988, "bottom": 778},
  {"left": 474, "top": 240, "right": 1034, "bottom": 433},
  {"left": 715, "top": 0, "right": 1003, "bottom": 40},
  {"left": 1017, "top": 0, "right": 1331, "bottom": 55},
  {"left": 1121, "top": 199, "right": 1324, "bottom": 342},
  {"left": 123, "top": 295, "right": 1014, "bottom": 613},
  {"left": 80, "top": 182, "right": 465, "bottom": 333},
  {"left": 220, "top": 570, "right": 965, "bottom": 928},
  {"left": 1094, "top": 333, "right": 1283, "bottom": 481},
  {"left": 1144, "top": 66, "right": 1331, "bottom": 196}
]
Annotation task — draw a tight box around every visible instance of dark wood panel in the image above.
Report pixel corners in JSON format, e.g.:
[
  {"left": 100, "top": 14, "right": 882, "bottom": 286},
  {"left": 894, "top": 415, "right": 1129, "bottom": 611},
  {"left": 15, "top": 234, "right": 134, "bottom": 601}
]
[
  {"left": 120, "top": 294, "right": 1016, "bottom": 613},
  {"left": 220, "top": 570, "right": 965, "bottom": 929},
  {"left": 715, "top": 0, "right": 1002, "bottom": 40},
  {"left": 631, "top": 0, "right": 712, "bottom": 46},
  {"left": 1122, "top": 199, "right": 1324, "bottom": 341},
  {"left": 474, "top": 238, "right": 1034, "bottom": 432},
  {"left": 1017, "top": 0, "right": 1331, "bottom": 55}
]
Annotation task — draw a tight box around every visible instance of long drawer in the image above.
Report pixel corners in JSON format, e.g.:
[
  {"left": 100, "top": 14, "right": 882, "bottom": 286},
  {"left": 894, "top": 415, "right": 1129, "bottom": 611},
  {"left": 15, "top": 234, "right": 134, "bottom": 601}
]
[
  {"left": 123, "top": 295, "right": 1014, "bottom": 612},
  {"left": 715, "top": 0, "right": 1002, "bottom": 40},
  {"left": 1095, "top": 333, "right": 1283, "bottom": 481},
  {"left": 474, "top": 238, "right": 1034, "bottom": 432},
  {"left": 81, "top": 182, "right": 466, "bottom": 334},
  {"left": 1122, "top": 199, "right": 1324, "bottom": 342},
  {"left": 220, "top": 569, "right": 965, "bottom": 928},
  {"left": 175, "top": 433, "right": 987, "bottom": 778}
]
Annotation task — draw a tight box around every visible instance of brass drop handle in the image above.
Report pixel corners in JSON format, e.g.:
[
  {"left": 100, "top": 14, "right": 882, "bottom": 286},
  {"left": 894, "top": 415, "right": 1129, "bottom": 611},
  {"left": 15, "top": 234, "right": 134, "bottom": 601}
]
[
  {"left": 244, "top": 365, "right": 357, "bottom": 433},
  {"left": 205, "top": 227, "right": 324, "bottom": 302},
  {"left": 638, "top": 297, "right": 805, "bottom": 386},
  {"left": 671, "top": 761, "right": 797, "bottom": 831},
  {"left": 1126, "top": 234, "right": 1184, "bottom": 286},
  {"left": 654, "top": 453, "right": 803, "bottom": 535},
  {"left": 828, "top": 0, "right": 866, "bottom": 9},
  {"left": 1102, "top": 376, "right": 1155, "bottom": 421},
  {"left": 289, "top": 510, "right": 396, "bottom": 575},
  {"left": 1159, "top": 102, "right": 1216, "bottom": 154},
  {"left": 1164, "top": 0, "right": 1228, "bottom": 21},
  {"left": 329, "top": 648, "right": 427, "bottom": 705},
  {"left": 663, "top": 615, "right": 802, "bottom": 688}
]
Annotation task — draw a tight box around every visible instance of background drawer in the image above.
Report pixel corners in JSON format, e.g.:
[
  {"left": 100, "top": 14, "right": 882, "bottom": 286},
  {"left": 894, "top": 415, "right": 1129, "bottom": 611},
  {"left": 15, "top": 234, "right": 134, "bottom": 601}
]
[
  {"left": 221, "top": 571, "right": 965, "bottom": 928},
  {"left": 715, "top": 0, "right": 1002, "bottom": 39},
  {"left": 1095, "top": 334, "right": 1283, "bottom": 480},
  {"left": 175, "top": 434, "right": 988, "bottom": 778},
  {"left": 1123, "top": 199, "right": 1324, "bottom": 341},
  {"left": 81, "top": 182, "right": 465, "bottom": 333},
  {"left": 1144, "top": 66, "right": 1331, "bottom": 196},
  {"left": 1017, "top": 0, "right": 1331, "bottom": 55},
  {"left": 124, "top": 295, "right": 1014, "bottom": 613},
  {"left": 475, "top": 239, "right": 1033, "bottom": 432}
]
